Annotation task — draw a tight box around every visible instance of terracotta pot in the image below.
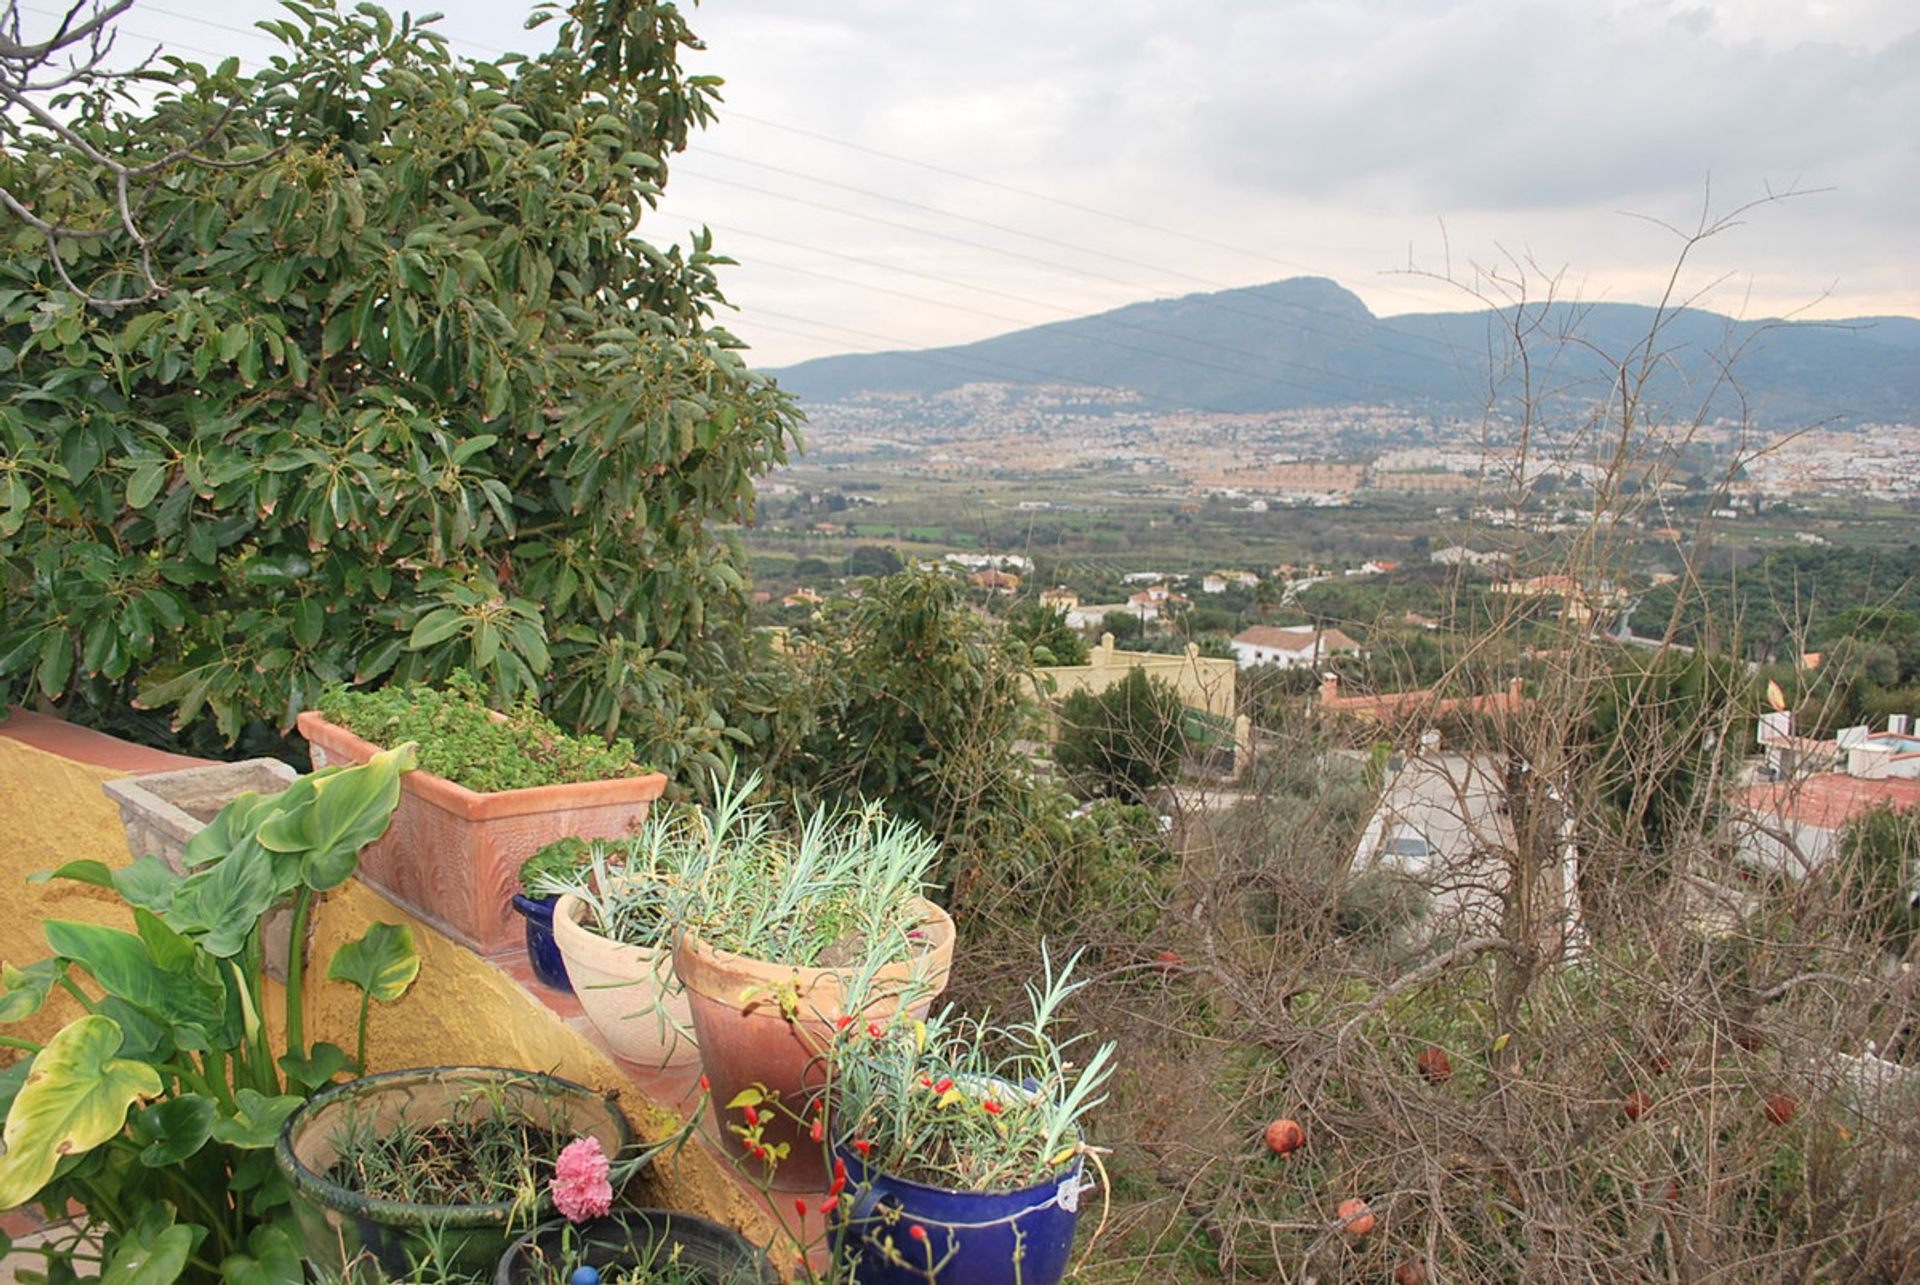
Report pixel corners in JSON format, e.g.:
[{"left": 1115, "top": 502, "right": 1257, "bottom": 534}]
[
  {"left": 551, "top": 893, "right": 698, "bottom": 1069},
  {"left": 674, "top": 897, "right": 956, "bottom": 1192},
  {"left": 297, "top": 710, "right": 667, "bottom": 955}
]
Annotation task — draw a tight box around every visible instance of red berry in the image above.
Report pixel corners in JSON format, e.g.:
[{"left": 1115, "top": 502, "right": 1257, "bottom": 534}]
[
  {"left": 908, "top": 1224, "right": 927, "bottom": 1242},
  {"left": 1336, "top": 1197, "right": 1374, "bottom": 1237},
  {"left": 1624, "top": 1091, "right": 1652, "bottom": 1122},
  {"left": 1764, "top": 1093, "right": 1798, "bottom": 1126},
  {"left": 1416, "top": 1045, "right": 1453, "bottom": 1084},
  {"left": 1395, "top": 1262, "right": 1428, "bottom": 1285}
]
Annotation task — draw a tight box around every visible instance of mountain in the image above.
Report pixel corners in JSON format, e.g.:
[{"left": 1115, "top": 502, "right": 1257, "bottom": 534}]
[{"left": 768, "top": 278, "right": 1920, "bottom": 425}]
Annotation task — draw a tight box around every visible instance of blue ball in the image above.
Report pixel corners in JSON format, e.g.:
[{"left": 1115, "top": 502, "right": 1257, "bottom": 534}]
[{"left": 569, "top": 1267, "right": 601, "bottom": 1285}]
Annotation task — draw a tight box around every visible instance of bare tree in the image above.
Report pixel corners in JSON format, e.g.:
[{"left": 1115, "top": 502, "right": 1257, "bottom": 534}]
[{"left": 0, "top": 0, "right": 237, "bottom": 308}]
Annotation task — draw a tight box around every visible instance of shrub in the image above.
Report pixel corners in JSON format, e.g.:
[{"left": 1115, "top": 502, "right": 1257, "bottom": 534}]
[
  {"left": 1054, "top": 668, "right": 1187, "bottom": 802},
  {"left": 0, "top": 1, "right": 799, "bottom": 773}
]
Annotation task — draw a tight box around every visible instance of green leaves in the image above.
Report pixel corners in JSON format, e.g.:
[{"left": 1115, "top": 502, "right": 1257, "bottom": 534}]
[
  {"left": 208, "top": 1089, "right": 302, "bottom": 1150},
  {"left": 131, "top": 1094, "right": 217, "bottom": 1167},
  {"left": 0, "top": 960, "right": 62, "bottom": 1026},
  {"left": 256, "top": 744, "right": 414, "bottom": 890},
  {"left": 325, "top": 923, "right": 420, "bottom": 1002},
  {"left": 100, "top": 1202, "right": 200, "bottom": 1285},
  {"left": 0, "top": 1015, "right": 163, "bottom": 1209},
  {"left": 42, "top": 921, "right": 229, "bottom": 1045}
]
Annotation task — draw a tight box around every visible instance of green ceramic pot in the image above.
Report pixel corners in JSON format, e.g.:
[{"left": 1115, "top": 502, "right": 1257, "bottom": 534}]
[{"left": 275, "top": 1065, "right": 632, "bottom": 1281}]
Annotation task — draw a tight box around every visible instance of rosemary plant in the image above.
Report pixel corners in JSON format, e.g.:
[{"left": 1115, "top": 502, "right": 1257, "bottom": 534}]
[
  {"left": 668, "top": 772, "right": 941, "bottom": 970},
  {"left": 831, "top": 947, "right": 1116, "bottom": 1193},
  {"left": 526, "top": 834, "right": 680, "bottom": 950}
]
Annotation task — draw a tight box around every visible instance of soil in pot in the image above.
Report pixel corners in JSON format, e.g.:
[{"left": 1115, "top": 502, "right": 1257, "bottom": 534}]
[
  {"left": 496, "top": 1211, "right": 777, "bottom": 1285},
  {"left": 675, "top": 899, "right": 956, "bottom": 1192},
  {"left": 277, "top": 1066, "right": 632, "bottom": 1281}
]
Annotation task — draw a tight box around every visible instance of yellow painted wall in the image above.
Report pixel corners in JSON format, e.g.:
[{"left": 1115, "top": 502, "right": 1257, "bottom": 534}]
[
  {"left": 1030, "top": 635, "right": 1240, "bottom": 722},
  {"left": 0, "top": 736, "right": 778, "bottom": 1258}
]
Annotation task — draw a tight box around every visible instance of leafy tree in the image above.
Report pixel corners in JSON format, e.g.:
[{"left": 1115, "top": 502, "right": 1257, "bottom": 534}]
[
  {"left": 1054, "top": 667, "right": 1187, "bottom": 802},
  {"left": 737, "top": 572, "right": 1043, "bottom": 885},
  {"left": 1007, "top": 603, "right": 1089, "bottom": 667},
  {"left": 845, "top": 544, "right": 903, "bottom": 579},
  {"left": 1100, "top": 610, "right": 1144, "bottom": 643},
  {"left": 0, "top": 1, "right": 799, "bottom": 773}
]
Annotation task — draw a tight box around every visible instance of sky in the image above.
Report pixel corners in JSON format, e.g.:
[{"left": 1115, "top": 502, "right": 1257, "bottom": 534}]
[{"left": 45, "top": 0, "right": 1920, "bottom": 367}]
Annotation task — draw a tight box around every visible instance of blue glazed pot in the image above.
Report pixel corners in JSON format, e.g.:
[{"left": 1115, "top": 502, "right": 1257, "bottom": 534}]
[
  {"left": 834, "top": 1144, "right": 1086, "bottom": 1285},
  {"left": 511, "top": 894, "right": 572, "bottom": 993}
]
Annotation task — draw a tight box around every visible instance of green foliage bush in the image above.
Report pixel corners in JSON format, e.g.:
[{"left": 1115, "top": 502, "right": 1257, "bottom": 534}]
[
  {"left": 1007, "top": 602, "right": 1090, "bottom": 667},
  {"left": 1054, "top": 667, "right": 1188, "bottom": 802},
  {"left": 0, "top": 1, "right": 798, "bottom": 773},
  {"left": 316, "top": 673, "right": 643, "bottom": 793},
  {"left": 732, "top": 571, "right": 1051, "bottom": 891}
]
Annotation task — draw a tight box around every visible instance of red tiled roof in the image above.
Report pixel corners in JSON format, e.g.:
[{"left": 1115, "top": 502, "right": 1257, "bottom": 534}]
[
  {"left": 1740, "top": 774, "right": 1920, "bottom": 830},
  {"left": 1233, "top": 626, "right": 1363, "bottom": 652}
]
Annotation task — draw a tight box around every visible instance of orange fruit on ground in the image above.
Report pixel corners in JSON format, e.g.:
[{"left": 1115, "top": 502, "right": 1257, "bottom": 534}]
[
  {"left": 1764, "top": 1093, "right": 1798, "bottom": 1126},
  {"left": 1336, "top": 1197, "right": 1374, "bottom": 1237},
  {"left": 1394, "top": 1261, "right": 1429, "bottom": 1285},
  {"left": 1264, "top": 1118, "right": 1305, "bottom": 1154},
  {"left": 1623, "top": 1090, "right": 1652, "bottom": 1122}
]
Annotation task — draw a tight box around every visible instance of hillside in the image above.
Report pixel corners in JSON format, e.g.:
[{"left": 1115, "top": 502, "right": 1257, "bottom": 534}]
[{"left": 769, "top": 277, "right": 1920, "bottom": 425}]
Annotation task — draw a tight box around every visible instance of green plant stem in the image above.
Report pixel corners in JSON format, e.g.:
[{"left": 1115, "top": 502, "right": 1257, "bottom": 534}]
[
  {"left": 354, "top": 988, "right": 372, "bottom": 1075},
  {"left": 0, "top": 1034, "right": 42, "bottom": 1053},
  {"left": 202, "top": 1050, "right": 237, "bottom": 1111},
  {"left": 56, "top": 975, "right": 99, "bottom": 1013},
  {"left": 284, "top": 886, "right": 313, "bottom": 1060}
]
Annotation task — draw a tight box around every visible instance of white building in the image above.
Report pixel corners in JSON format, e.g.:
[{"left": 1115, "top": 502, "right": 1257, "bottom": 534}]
[{"left": 1229, "top": 626, "right": 1365, "bottom": 670}]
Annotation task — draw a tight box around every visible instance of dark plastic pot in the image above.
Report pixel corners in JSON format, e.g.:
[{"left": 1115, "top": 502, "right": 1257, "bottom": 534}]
[
  {"left": 512, "top": 894, "right": 573, "bottom": 992},
  {"left": 834, "top": 1144, "right": 1087, "bottom": 1285},
  {"left": 495, "top": 1210, "right": 778, "bottom": 1285},
  {"left": 276, "top": 1066, "right": 632, "bottom": 1282}
]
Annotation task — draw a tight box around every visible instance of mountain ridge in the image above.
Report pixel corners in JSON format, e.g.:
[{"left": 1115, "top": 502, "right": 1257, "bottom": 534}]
[{"left": 768, "top": 277, "right": 1920, "bottom": 424}]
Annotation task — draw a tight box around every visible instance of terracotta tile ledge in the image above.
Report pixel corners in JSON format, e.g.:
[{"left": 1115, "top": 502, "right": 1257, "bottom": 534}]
[{"left": 0, "top": 709, "right": 211, "bottom": 775}]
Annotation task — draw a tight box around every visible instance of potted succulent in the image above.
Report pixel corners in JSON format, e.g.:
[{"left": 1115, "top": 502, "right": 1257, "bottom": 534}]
[
  {"left": 496, "top": 1209, "right": 777, "bottom": 1285},
  {"left": 515, "top": 838, "right": 594, "bottom": 993},
  {"left": 275, "top": 1065, "right": 633, "bottom": 1281},
  {"left": 297, "top": 673, "right": 668, "bottom": 954},
  {"left": 827, "top": 949, "right": 1115, "bottom": 1285},
  {"left": 669, "top": 776, "right": 956, "bottom": 1192},
  {"left": 534, "top": 831, "right": 699, "bottom": 1069}
]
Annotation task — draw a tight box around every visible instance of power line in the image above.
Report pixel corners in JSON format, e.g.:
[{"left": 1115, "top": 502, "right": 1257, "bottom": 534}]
[
  {"left": 687, "top": 148, "right": 1464, "bottom": 365},
  {"left": 668, "top": 209, "right": 1448, "bottom": 404},
  {"left": 114, "top": 1, "right": 1474, "bottom": 358}
]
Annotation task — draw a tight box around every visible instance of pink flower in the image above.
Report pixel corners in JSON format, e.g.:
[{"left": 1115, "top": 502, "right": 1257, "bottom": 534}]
[{"left": 551, "top": 1136, "right": 613, "bottom": 1223}]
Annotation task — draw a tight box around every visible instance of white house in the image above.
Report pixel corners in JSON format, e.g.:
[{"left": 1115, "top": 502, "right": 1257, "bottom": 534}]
[{"left": 1229, "top": 626, "right": 1365, "bottom": 670}]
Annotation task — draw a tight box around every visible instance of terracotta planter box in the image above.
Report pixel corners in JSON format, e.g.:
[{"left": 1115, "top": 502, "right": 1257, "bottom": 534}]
[
  {"left": 295, "top": 710, "right": 668, "bottom": 955},
  {"left": 675, "top": 898, "right": 956, "bottom": 1192}
]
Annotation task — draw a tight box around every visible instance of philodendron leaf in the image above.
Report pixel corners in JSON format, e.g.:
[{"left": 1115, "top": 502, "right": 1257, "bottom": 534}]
[
  {"left": 219, "top": 1223, "right": 303, "bottom": 1285},
  {"left": 181, "top": 790, "right": 292, "bottom": 869},
  {"left": 209, "top": 1089, "right": 303, "bottom": 1149},
  {"left": 277, "top": 1042, "right": 352, "bottom": 1091},
  {"left": 42, "top": 922, "right": 227, "bottom": 1041},
  {"left": 165, "top": 838, "right": 276, "bottom": 959},
  {"left": 325, "top": 922, "right": 420, "bottom": 1002},
  {"left": 131, "top": 1093, "right": 217, "bottom": 1167},
  {"left": 113, "top": 856, "right": 183, "bottom": 915},
  {"left": 258, "top": 745, "right": 415, "bottom": 891},
  {"left": 99, "top": 1200, "right": 199, "bottom": 1285},
  {"left": 0, "top": 960, "right": 62, "bottom": 1025},
  {"left": 0, "top": 1015, "right": 163, "bottom": 1209},
  {"left": 28, "top": 859, "right": 115, "bottom": 889}
]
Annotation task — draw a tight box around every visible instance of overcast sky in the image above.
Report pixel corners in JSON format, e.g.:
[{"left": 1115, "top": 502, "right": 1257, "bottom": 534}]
[{"left": 59, "top": 0, "right": 1920, "bottom": 367}]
